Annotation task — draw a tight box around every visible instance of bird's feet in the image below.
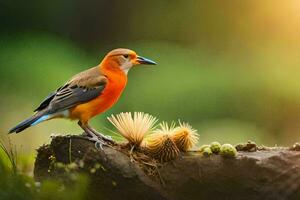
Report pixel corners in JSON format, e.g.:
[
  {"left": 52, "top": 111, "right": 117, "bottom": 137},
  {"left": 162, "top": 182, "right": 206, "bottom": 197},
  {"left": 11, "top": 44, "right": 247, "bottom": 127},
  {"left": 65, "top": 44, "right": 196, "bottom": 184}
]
[
  {"left": 86, "top": 133, "right": 106, "bottom": 150},
  {"left": 87, "top": 126, "right": 115, "bottom": 145},
  {"left": 78, "top": 121, "right": 116, "bottom": 148},
  {"left": 99, "top": 134, "right": 114, "bottom": 143}
]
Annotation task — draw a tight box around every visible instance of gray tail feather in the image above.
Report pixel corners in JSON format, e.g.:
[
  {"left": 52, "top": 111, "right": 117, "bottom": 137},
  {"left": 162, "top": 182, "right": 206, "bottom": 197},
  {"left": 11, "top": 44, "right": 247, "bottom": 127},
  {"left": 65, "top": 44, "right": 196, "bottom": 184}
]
[{"left": 8, "top": 112, "right": 46, "bottom": 134}]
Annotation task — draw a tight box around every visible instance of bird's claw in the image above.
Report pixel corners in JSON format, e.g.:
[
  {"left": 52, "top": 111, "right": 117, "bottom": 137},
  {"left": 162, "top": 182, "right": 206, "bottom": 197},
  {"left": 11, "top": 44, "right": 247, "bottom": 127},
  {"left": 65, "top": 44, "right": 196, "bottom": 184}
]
[
  {"left": 96, "top": 133, "right": 114, "bottom": 144},
  {"left": 103, "top": 135, "right": 113, "bottom": 142},
  {"left": 87, "top": 135, "right": 106, "bottom": 150},
  {"left": 95, "top": 141, "right": 104, "bottom": 150}
]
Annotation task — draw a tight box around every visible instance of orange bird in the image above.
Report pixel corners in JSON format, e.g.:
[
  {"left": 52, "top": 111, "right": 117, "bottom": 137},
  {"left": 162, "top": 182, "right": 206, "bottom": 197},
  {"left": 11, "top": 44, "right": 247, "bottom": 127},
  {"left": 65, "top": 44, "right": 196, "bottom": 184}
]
[{"left": 9, "top": 48, "right": 156, "bottom": 146}]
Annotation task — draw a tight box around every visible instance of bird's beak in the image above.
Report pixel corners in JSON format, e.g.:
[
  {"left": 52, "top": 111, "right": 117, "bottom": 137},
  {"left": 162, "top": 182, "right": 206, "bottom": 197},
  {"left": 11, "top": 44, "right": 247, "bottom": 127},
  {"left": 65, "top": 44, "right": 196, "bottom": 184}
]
[{"left": 136, "top": 56, "right": 157, "bottom": 65}]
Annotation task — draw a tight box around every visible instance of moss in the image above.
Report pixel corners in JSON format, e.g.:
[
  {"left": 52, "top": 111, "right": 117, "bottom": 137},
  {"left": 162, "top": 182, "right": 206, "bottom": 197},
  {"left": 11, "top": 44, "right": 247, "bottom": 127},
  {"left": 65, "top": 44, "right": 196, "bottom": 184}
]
[
  {"left": 202, "top": 147, "right": 213, "bottom": 157},
  {"left": 220, "top": 144, "right": 237, "bottom": 158},
  {"left": 199, "top": 144, "right": 210, "bottom": 152},
  {"left": 210, "top": 142, "right": 221, "bottom": 154}
]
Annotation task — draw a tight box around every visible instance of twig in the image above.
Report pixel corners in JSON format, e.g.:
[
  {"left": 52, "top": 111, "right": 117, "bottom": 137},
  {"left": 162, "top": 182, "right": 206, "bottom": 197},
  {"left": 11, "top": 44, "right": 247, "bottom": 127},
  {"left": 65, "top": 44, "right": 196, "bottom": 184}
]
[{"left": 69, "top": 138, "right": 72, "bottom": 163}]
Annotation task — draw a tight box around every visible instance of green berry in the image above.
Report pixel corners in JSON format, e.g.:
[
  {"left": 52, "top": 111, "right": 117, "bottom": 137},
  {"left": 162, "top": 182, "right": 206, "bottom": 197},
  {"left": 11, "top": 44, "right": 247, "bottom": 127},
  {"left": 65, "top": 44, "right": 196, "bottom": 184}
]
[
  {"left": 202, "top": 147, "right": 213, "bottom": 157},
  {"left": 199, "top": 144, "right": 210, "bottom": 152},
  {"left": 210, "top": 142, "right": 221, "bottom": 154},
  {"left": 220, "top": 144, "right": 237, "bottom": 158}
]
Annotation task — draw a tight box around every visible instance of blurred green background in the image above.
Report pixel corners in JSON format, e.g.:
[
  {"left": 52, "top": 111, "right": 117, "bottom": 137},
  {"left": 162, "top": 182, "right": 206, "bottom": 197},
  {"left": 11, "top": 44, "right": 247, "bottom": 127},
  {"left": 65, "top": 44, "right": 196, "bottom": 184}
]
[{"left": 1, "top": 0, "right": 300, "bottom": 164}]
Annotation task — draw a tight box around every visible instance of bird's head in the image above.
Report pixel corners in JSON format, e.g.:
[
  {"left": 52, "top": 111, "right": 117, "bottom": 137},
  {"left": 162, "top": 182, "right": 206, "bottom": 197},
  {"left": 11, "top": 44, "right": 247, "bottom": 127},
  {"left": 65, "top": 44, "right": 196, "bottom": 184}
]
[{"left": 100, "top": 48, "right": 156, "bottom": 74}]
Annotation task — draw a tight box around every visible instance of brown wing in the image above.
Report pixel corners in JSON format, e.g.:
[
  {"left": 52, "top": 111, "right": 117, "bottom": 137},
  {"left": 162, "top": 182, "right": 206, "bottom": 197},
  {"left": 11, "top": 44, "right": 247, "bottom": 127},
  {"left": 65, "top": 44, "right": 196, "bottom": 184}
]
[{"left": 35, "top": 67, "right": 107, "bottom": 114}]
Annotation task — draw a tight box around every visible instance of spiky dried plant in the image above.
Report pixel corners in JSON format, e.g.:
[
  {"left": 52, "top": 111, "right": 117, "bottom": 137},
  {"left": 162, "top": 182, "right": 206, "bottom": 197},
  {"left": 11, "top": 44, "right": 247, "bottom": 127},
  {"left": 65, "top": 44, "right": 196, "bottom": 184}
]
[
  {"left": 144, "top": 122, "right": 180, "bottom": 162},
  {"left": 107, "top": 112, "right": 157, "bottom": 147},
  {"left": 170, "top": 121, "right": 199, "bottom": 151}
]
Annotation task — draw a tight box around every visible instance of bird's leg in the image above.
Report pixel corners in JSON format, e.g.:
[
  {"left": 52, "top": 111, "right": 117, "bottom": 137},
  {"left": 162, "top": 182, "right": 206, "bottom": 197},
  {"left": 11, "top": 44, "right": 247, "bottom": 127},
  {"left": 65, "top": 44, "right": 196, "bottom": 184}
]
[
  {"left": 85, "top": 123, "right": 114, "bottom": 144},
  {"left": 78, "top": 121, "right": 106, "bottom": 150}
]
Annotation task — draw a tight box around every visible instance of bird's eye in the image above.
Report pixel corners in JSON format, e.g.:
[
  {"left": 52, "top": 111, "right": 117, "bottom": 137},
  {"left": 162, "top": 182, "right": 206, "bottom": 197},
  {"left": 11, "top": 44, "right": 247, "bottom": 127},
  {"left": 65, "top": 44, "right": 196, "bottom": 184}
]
[{"left": 123, "top": 54, "right": 129, "bottom": 59}]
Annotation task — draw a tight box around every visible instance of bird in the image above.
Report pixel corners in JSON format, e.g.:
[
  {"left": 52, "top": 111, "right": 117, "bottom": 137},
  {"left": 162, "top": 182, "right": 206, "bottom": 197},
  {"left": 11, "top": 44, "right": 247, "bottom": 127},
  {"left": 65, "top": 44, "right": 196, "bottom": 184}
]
[{"left": 9, "top": 48, "right": 156, "bottom": 147}]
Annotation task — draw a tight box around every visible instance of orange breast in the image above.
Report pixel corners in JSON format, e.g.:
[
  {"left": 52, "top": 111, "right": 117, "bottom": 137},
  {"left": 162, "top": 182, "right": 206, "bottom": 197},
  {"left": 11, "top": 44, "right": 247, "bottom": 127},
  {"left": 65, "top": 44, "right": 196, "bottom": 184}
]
[{"left": 69, "top": 69, "right": 127, "bottom": 123}]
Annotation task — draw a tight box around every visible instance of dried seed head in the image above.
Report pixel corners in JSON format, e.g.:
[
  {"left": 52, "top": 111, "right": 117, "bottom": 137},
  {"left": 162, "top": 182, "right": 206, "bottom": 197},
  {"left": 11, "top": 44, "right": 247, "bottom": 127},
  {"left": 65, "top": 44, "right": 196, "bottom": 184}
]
[
  {"left": 171, "top": 121, "right": 199, "bottom": 151},
  {"left": 107, "top": 112, "right": 157, "bottom": 146},
  {"left": 144, "top": 122, "right": 180, "bottom": 162}
]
